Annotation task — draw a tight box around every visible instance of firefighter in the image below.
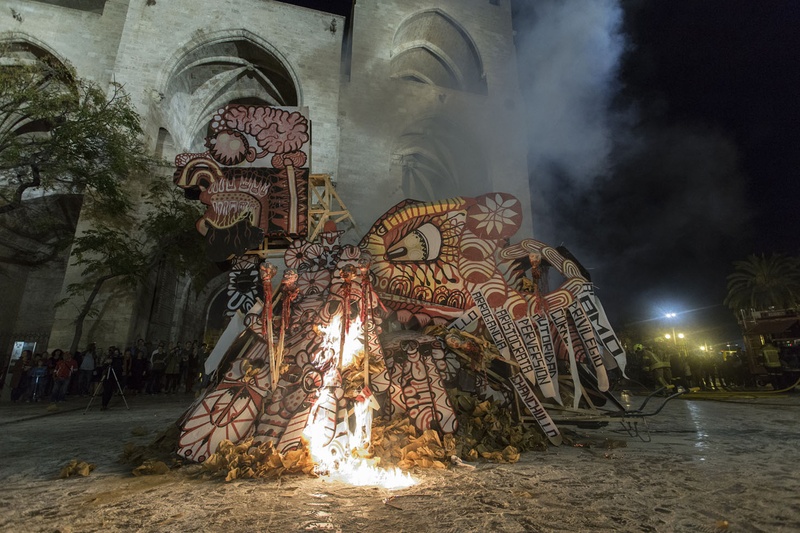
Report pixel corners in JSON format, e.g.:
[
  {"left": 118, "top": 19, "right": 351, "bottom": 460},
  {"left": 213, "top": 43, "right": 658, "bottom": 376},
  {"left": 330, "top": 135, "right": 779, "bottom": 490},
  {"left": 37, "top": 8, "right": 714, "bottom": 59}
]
[
  {"left": 668, "top": 345, "right": 687, "bottom": 389},
  {"left": 647, "top": 345, "right": 672, "bottom": 392},
  {"left": 637, "top": 344, "right": 671, "bottom": 392},
  {"left": 630, "top": 344, "right": 645, "bottom": 383}
]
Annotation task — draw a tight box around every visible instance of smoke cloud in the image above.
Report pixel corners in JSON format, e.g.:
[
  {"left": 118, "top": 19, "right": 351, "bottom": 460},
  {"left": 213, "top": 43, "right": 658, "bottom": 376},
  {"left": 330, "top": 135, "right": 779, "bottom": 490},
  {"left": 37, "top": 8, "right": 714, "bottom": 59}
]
[
  {"left": 513, "top": 0, "right": 751, "bottom": 335},
  {"left": 514, "top": 0, "right": 627, "bottom": 241}
]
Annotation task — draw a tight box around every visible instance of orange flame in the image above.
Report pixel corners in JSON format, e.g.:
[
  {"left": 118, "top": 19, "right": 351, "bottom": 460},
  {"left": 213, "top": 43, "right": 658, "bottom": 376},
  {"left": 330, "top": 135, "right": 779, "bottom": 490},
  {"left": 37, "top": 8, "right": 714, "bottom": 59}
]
[{"left": 303, "top": 315, "right": 416, "bottom": 489}]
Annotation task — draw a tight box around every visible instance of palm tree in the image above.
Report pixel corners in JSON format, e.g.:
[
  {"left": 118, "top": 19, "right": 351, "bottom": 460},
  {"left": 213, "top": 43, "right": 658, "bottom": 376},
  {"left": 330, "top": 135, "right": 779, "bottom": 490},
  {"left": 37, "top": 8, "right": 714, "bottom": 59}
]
[{"left": 724, "top": 254, "right": 800, "bottom": 312}]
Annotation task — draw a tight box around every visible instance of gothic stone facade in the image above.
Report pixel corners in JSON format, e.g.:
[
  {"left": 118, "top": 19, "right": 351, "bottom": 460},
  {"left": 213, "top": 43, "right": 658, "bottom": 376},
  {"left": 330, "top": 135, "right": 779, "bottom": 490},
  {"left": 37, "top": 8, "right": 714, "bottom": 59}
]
[{"left": 0, "top": 0, "right": 529, "bottom": 354}]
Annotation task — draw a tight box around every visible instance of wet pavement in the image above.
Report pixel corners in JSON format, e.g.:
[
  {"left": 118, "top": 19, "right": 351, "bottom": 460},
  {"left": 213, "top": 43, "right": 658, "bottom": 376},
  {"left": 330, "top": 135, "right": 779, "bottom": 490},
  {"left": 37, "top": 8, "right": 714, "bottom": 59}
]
[
  {"left": 0, "top": 390, "right": 192, "bottom": 426},
  {"left": 0, "top": 389, "right": 798, "bottom": 532}
]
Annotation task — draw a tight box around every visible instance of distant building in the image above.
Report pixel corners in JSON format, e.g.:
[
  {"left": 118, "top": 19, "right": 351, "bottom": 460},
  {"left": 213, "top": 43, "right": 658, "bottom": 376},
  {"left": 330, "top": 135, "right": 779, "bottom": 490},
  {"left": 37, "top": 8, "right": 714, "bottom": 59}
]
[{"left": 738, "top": 308, "right": 800, "bottom": 376}]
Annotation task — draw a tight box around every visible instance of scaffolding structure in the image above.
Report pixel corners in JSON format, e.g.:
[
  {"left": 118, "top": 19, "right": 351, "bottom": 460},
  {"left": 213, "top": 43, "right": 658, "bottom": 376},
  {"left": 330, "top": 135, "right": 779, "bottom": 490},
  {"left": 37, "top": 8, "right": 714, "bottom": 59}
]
[
  {"left": 245, "top": 173, "right": 357, "bottom": 259},
  {"left": 307, "top": 173, "right": 357, "bottom": 241}
]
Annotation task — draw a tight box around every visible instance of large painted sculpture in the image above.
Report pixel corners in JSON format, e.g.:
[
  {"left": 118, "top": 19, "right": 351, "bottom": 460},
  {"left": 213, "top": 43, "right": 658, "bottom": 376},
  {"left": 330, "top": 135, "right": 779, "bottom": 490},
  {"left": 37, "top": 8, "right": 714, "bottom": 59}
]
[
  {"left": 173, "top": 104, "right": 311, "bottom": 317},
  {"left": 174, "top": 104, "right": 310, "bottom": 261},
  {"left": 363, "top": 194, "right": 626, "bottom": 413},
  {"left": 173, "top": 105, "right": 626, "bottom": 474}
]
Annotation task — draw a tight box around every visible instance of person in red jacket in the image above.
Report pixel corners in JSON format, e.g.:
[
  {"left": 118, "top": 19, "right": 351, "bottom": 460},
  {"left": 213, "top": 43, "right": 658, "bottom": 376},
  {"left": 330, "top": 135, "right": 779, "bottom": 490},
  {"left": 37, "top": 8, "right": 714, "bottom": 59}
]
[{"left": 51, "top": 352, "right": 78, "bottom": 402}]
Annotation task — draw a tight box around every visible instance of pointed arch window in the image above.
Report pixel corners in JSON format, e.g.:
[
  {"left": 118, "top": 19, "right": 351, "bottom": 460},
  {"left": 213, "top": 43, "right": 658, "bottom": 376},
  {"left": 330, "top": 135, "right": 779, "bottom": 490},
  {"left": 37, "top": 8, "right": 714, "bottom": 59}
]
[
  {"left": 164, "top": 37, "right": 300, "bottom": 149},
  {"left": 391, "top": 10, "right": 487, "bottom": 95},
  {"left": 393, "top": 116, "right": 486, "bottom": 202}
]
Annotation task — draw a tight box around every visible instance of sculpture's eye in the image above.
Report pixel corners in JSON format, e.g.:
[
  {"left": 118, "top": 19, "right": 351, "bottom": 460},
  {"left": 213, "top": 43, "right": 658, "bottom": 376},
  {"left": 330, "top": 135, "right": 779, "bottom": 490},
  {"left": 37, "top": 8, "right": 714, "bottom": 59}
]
[{"left": 386, "top": 223, "right": 441, "bottom": 262}]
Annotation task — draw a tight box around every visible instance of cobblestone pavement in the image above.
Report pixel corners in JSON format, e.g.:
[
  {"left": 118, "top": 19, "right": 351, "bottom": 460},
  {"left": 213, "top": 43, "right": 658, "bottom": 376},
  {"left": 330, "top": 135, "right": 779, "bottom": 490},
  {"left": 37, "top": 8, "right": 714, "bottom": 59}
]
[{"left": 0, "top": 390, "right": 798, "bottom": 532}]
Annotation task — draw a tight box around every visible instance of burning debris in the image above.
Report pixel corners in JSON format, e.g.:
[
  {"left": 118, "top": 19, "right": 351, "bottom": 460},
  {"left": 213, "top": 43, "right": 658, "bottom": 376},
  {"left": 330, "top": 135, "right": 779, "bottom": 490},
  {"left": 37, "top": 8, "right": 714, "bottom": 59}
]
[
  {"left": 202, "top": 438, "right": 315, "bottom": 481},
  {"left": 181, "top": 392, "right": 540, "bottom": 484}
]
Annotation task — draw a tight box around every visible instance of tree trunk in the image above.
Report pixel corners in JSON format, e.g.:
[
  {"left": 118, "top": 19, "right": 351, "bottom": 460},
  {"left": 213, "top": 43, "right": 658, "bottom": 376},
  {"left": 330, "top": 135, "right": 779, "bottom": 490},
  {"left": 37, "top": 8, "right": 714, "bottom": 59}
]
[
  {"left": 0, "top": 164, "right": 41, "bottom": 215},
  {"left": 69, "top": 273, "right": 116, "bottom": 354}
]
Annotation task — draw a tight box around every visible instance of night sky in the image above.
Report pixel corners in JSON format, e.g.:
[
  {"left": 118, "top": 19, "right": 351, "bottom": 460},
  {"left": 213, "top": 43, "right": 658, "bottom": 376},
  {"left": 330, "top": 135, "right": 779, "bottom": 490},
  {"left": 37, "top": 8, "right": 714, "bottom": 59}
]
[
  {"left": 294, "top": 0, "right": 799, "bottom": 346},
  {"left": 512, "top": 0, "right": 800, "bottom": 345},
  {"left": 620, "top": 0, "right": 800, "bottom": 253}
]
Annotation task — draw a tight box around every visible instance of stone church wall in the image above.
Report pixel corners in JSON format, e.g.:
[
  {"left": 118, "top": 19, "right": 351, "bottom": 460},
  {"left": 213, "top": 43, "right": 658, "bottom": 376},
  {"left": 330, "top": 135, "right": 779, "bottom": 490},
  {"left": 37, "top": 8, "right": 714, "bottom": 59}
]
[
  {"left": 1, "top": 0, "right": 130, "bottom": 85},
  {"left": 337, "top": 0, "right": 530, "bottom": 233},
  {"left": 0, "top": 0, "right": 530, "bottom": 353},
  {"left": 110, "top": 0, "right": 344, "bottom": 175}
]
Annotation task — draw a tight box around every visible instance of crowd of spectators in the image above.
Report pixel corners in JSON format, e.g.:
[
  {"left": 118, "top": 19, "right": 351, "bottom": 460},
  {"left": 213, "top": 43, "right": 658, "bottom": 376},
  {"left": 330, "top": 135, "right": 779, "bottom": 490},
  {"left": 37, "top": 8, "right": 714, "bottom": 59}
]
[
  {"left": 2, "top": 338, "right": 211, "bottom": 406},
  {"left": 626, "top": 341, "right": 800, "bottom": 391}
]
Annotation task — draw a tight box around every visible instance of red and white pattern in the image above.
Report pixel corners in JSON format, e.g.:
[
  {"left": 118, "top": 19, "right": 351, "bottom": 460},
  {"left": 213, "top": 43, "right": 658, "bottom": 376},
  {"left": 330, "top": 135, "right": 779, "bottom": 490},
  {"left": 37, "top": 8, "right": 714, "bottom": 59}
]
[
  {"left": 177, "top": 359, "right": 272, "bottom": 462},
  {"left": 178, "top": 191, "right": 626, "bottom": 462}
]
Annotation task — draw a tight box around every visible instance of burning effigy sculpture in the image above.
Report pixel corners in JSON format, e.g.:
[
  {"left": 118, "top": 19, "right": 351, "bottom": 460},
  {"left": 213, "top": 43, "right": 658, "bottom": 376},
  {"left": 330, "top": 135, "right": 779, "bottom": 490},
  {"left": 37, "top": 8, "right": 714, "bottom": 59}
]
[{"left": 173, "top": 105, "right": 626, "bottom": 482}]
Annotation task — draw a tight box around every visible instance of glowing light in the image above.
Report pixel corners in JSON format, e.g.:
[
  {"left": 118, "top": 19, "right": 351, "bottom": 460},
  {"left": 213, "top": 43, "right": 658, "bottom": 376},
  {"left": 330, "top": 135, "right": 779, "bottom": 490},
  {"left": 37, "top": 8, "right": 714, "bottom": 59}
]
[
  {"left": 677, "top": 333, "right": 685, "bottom": 339},
  {"left": 317, "top": 315, "right": 365, "bottom": 368},
  {"left": 665, "top": 312, "right": 677, "bottom": 318},
  {"left": 326, "top": 457, "right": 417, "bottom": 489},
  {"left": 303, "top": 312, "right": 417, "bottom": 490},
  {"left": 303, "top": 391, "right": 416, "bottom": 490},
  {"left": 665, "top": 333, "right": 671, "bottom": 340}
]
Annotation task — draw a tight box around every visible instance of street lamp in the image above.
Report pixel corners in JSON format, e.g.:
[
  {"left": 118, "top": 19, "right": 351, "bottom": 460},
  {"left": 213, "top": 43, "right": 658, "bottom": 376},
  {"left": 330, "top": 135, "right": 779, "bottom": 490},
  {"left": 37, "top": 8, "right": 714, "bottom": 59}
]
[
  {"left": 664, "top": 312, "right": 681, "bottom": 345},
  {"left": 664, "top": 332, "right": 685, "bottom": 344}
]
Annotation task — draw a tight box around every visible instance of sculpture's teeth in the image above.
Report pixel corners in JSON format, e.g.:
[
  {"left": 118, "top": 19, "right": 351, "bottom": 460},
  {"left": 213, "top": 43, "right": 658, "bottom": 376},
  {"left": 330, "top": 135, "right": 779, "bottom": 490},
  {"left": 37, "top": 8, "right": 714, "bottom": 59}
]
[{"left": 207, "top": 194, "right": 260, "bottom": 229}]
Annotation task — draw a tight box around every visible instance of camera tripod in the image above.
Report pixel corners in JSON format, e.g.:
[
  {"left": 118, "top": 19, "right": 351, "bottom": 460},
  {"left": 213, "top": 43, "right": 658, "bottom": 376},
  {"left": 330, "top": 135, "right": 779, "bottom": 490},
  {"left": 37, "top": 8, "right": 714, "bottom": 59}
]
[{"left": 84, "top": 366, "right": 129, "bottom": 414}]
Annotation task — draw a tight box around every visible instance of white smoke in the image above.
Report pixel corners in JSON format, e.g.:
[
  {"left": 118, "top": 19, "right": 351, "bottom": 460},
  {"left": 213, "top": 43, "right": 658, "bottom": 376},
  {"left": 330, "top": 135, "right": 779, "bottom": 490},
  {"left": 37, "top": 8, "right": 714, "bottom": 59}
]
[
  {"left": 513, "top": 0, "right": 750, "bottom": 334},
  {"left": 514, "top": 0, "right": 627, "bottom": 239}
]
